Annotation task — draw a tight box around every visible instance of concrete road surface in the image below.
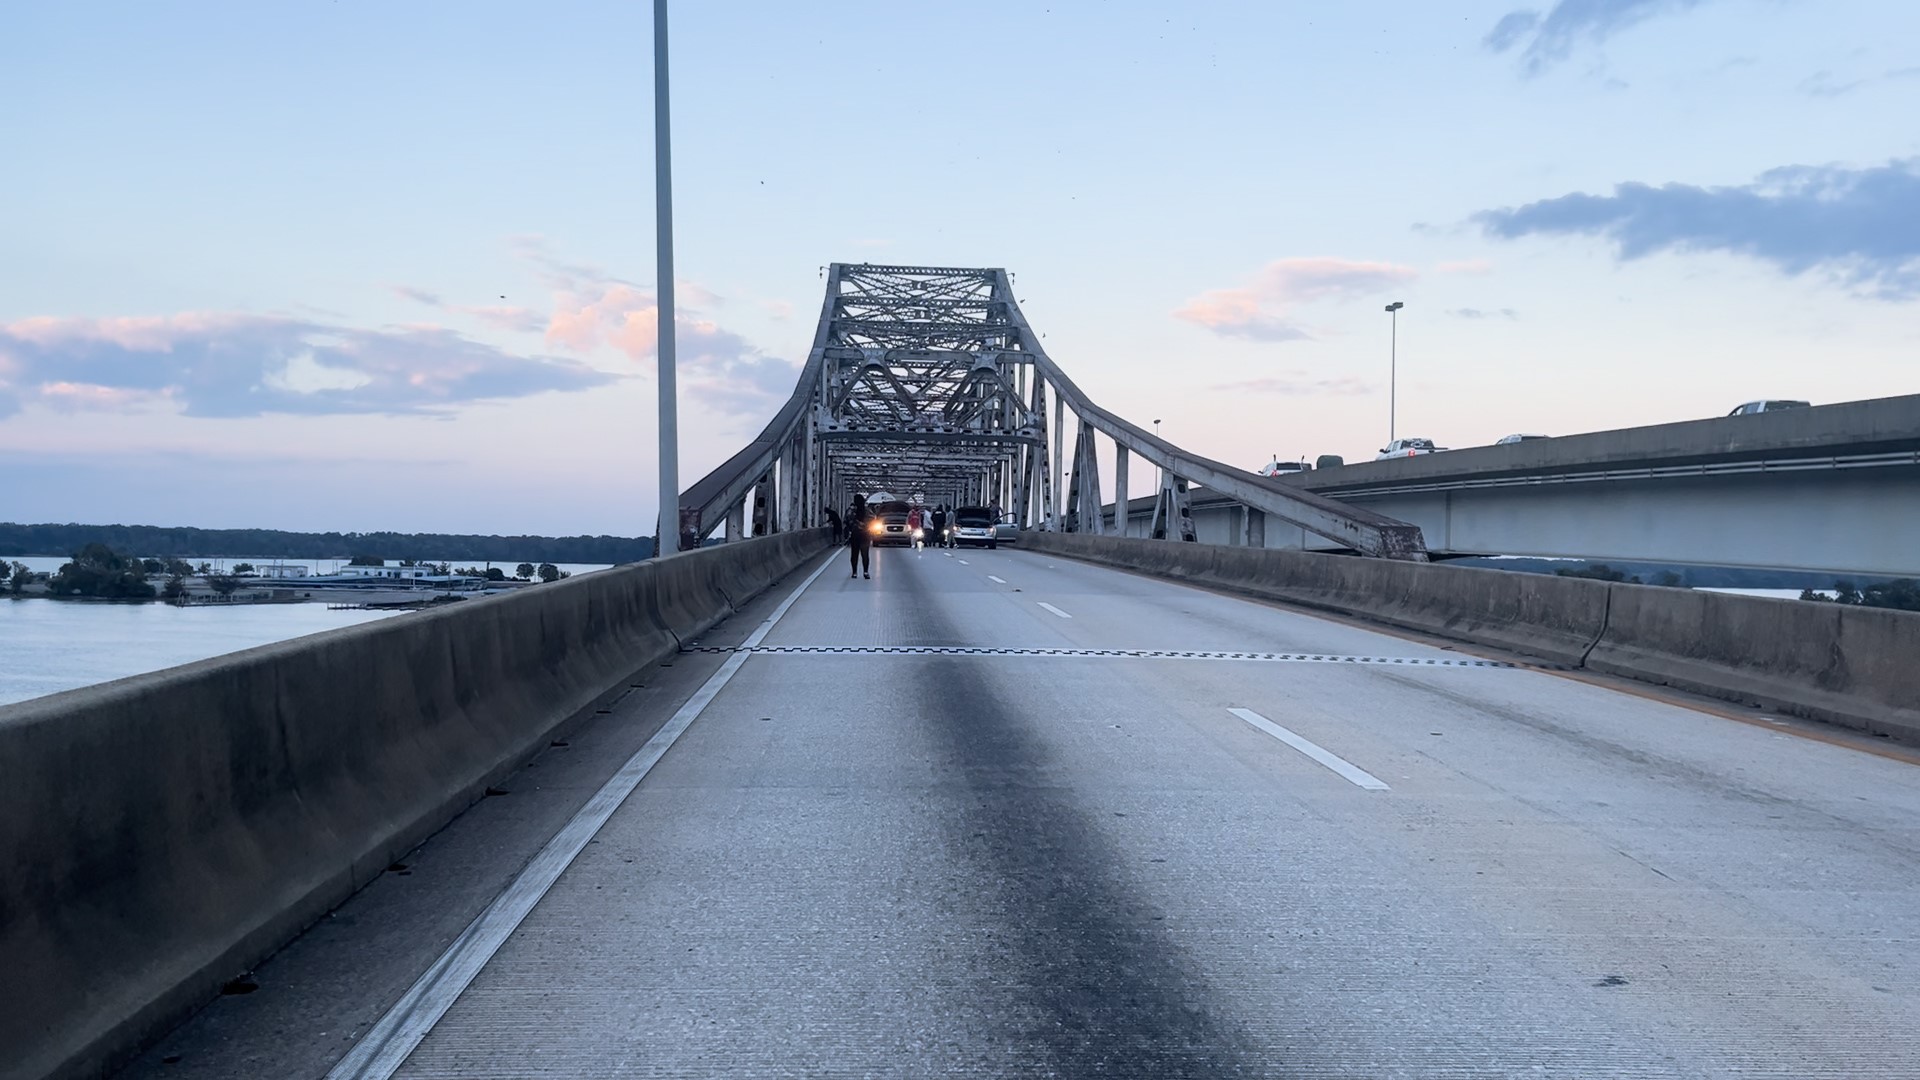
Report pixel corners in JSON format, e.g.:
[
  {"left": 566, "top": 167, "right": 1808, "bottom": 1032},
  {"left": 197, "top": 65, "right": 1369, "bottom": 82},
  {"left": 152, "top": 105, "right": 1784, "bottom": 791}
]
[{"left": 119, "top": 545, "right": 1920, "bottom": 1078}]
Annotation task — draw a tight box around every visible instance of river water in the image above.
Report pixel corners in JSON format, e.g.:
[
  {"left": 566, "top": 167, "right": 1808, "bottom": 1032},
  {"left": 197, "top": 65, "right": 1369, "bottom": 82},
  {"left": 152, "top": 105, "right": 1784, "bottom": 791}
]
[
  {"left": 0, "top": 600, "right": 404, "bottom": 707},
  {"left": 0, "top": 556, "right": 615, "bottom": 708}
]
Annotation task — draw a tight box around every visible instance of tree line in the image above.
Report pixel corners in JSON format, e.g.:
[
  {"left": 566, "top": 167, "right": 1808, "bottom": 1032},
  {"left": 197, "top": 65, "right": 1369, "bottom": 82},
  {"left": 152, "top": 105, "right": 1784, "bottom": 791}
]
[
  {"left": 0, "top": 523, "right": 654, "bottom": 564},
  {"left": 2, "top": 546, "right": 579, "bottom": 599}
]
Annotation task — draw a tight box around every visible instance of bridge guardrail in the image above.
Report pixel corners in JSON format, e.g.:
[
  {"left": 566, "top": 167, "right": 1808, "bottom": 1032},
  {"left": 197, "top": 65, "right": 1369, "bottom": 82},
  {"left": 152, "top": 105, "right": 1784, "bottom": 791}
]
[
  {"left": 1022, "top": 531, "right": 1920, "bottom": 742},
  {"left": 0, "top": 530, "right": 831, "bottom": 1080}
]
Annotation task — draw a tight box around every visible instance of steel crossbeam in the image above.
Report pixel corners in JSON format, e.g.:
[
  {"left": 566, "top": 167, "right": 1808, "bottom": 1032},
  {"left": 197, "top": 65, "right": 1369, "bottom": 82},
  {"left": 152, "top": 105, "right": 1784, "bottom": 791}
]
[{"left": 677, "top": 263, "right": 1428, "bottom": 559}]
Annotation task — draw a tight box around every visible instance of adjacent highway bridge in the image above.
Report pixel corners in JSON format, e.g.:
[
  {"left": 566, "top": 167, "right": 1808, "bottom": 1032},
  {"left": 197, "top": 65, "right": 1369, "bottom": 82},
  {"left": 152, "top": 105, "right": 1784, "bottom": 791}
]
[{"left": 3, "top": 265, "right": 1916, "bottom": 1079}]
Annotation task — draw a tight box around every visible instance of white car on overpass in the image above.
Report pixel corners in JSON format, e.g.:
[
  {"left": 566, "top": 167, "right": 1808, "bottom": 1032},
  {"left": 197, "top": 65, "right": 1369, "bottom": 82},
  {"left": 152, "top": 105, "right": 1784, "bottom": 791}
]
[
  {"left": 1376, "top": 437, "right": 1443, "bottom": 460},
  {"left": 1728, "top": 400, "right": 1810, "bottom": 416}
]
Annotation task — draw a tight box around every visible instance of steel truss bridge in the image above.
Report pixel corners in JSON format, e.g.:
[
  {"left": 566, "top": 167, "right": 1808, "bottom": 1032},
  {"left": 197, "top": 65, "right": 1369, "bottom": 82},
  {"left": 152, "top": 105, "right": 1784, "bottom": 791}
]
[{"left": 679, "top": 264, "right": 1428, "bottom": 560}]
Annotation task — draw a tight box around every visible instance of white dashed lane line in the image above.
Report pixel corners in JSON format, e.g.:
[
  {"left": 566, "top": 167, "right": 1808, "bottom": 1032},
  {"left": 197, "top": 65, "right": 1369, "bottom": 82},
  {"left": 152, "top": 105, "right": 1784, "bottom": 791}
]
[
  {"left": 1037, "top": 602, "right": 1073, "bottom": 619},
  {"left": 988, "top": 575, "right": 1006, "bottom": 584},
  {"left": 1227, "top": 707, "right": 1390, "bottom": 791}
]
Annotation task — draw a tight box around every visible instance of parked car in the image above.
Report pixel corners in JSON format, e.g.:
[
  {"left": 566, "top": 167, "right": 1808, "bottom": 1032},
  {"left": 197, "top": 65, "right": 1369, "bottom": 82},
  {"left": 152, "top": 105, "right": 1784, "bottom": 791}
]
[
  {"left": 1257, "top": 458, "right": 1310, "bottom": 477},
  {"left": 995, "top": 514, "right": 1021, "bottom": 546},
  {"left": 1728, "top": 400, "right": 1809, "bottom": 416},
  {"left": 951, "top": 506, "right": 999, "bottom": 549},
  {"left": 1495, "top": 433, "right": 1550, "bottom": 445},
  {"left": 1375, "top": 437, "right": 1443, "bottom": 460}
]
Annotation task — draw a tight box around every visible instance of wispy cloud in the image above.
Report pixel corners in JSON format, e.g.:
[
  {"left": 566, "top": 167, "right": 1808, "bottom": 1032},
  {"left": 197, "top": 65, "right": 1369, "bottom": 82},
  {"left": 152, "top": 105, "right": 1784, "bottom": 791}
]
[
  {"left": 1449, "top": 308, "right": 1522, "bottom": 320},
  {"left": 1472, "top": 158, "right": 1920, "bottom": 297},
  {"left": 1211, "top": 375, "right": 1373, "bottom": 396},
  {"left": 1799, "top": 66, "right": 1920, "bottom": 99},
  {"left": 0, "top": 313, "right": 613, "bottom": 419},
  {"left": 391, "top": 284, "right": 546, "bottom": 334},
  {"left": 392, "top": 238, "right": 800, "bottom": 417},
  {"left": 1484, "top": 0, "right": 1710, "bottom": 75},
  {"left": 1798, "top": 70, "right": 1866, "bottom": 98},
  {"left": 524, "top": 247, "right": 800, "bottom": 415},
  {"left": 1175, "top": 258, "right": 1418, "bottom": 343}
]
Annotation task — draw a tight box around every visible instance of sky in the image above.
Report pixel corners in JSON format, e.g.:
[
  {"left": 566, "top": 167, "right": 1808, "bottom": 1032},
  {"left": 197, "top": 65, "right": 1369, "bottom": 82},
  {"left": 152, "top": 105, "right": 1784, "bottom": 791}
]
[{"left": 3, "top": 0, "right": 1917, "bottom": 537}]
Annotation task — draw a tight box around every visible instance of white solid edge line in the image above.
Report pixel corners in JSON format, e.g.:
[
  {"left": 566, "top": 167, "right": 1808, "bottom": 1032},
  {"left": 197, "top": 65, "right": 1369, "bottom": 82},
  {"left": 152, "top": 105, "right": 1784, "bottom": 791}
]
[
  {"left": 987, "top": 575, "right": 1006, "bottom": 584},
  {"left": 1037, "top": 602, "right": 1073, "bottom": 619},
  {"left": 1227, "top": 707, "right": 1390, "bottom": 791},
  {"left": 325, "top": 551, "right": 839, "bottom": 1080}
]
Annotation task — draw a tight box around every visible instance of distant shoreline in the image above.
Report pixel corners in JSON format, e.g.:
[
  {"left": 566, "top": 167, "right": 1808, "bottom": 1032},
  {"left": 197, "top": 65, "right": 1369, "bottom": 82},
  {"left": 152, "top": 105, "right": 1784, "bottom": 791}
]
[{"left": 0, "top": 522, "right": 654, "bottom": 565}]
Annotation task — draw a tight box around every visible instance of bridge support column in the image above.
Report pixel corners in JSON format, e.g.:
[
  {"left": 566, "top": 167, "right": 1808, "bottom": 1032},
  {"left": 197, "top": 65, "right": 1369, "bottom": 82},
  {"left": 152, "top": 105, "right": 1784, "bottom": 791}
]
[
  {"left": 781, "top": 435, "right": 804, "bottom": 532},
  {"left": 1051, "top": 392, "right": 1064, "bottom": 530},
  {"left": 1150, "top": 472, "right": 1196, "bottom": 541},
  {"left": 1113, "top": 448, "right": 1129, "bottom": 535},
  {"left": 725, "top": 499, "right": 745, "bottom": 542},
  {"left": 751, "top": 471, "right": 774, "bottom": 536},
  {"left": 1245, "top": 508, "right": 1265, "bottom": 549}
]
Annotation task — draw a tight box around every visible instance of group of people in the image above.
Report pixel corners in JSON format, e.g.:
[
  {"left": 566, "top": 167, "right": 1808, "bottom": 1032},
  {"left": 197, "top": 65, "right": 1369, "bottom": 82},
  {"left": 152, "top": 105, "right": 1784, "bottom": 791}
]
[{"left": 826, "top": 496, "right": 954, "bottom": 580}]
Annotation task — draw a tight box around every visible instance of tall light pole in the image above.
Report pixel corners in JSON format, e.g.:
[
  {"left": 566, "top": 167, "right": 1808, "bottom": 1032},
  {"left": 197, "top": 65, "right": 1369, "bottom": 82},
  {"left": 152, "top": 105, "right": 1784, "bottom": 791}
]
[
  {"left": 1384, "top": 301, "right": 1404, "bottom": 446},
  {"left": 653, "top": 0, "right": 680, "bottom": 556}
]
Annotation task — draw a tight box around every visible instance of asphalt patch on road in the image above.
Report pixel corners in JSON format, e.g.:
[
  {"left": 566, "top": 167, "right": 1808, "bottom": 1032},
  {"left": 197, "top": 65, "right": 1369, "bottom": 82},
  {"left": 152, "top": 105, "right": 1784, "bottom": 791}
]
[{"left": 886, "top": 556, "right": 1265, "bottom": 1077}]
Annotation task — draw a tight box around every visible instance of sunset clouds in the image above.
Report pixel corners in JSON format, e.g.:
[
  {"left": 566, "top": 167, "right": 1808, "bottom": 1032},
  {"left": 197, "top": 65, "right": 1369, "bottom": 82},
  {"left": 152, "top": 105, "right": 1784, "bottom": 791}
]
[
  {"left": 0, "top": 312, "right": 610, "bottom": 418},
  {"left": 1174, "top": 258, "right": 1419, "bottom": 343}
]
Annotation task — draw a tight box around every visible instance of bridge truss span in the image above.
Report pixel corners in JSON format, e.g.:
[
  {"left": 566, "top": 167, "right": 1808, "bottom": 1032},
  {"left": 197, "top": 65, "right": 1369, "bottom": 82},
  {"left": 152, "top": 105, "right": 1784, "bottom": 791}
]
[{"left": 679, "top": 263, "right": 1427, "bottom": 559}]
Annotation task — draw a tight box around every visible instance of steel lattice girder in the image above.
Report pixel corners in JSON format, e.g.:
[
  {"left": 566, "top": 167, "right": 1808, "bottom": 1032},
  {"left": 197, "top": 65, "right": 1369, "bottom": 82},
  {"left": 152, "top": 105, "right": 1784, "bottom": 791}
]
[
  {"left": 679, "top": 263, "right": 1428, "bottom": 558},
  {"left": 811, "top": 265, "right": 1040, "bottom": 503}
]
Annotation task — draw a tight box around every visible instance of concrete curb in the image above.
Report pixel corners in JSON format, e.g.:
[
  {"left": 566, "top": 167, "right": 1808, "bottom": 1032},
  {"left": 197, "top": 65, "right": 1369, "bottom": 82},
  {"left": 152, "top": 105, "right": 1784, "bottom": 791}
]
[
  {"left": 0, "top": 530, "right": 829, "bottom": 1080},
  {"left": 1022, "top": 531, "right": 1920, "bottom": 743}
]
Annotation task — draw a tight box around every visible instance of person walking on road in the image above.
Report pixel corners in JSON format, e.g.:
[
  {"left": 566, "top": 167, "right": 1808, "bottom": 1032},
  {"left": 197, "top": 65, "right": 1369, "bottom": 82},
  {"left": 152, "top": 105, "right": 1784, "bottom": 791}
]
[
  {"left": 846, "top": 494, "right": 873, "bottom": 579},
  {"left": 929, "top": 505, "right": 950, "bottom": 549},
  {"left": 907, "top": 505, "right": 925, "bottom": 550}
]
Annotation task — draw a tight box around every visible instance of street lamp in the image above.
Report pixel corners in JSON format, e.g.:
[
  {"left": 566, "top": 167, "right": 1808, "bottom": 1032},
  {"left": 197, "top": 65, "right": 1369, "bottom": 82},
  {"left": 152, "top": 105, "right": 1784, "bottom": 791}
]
[
  {"left": 1384, "top": 302, "right": 1404, "bottom": 446},
  {"left": 1153, "top": 419, "right": 1162, "bottom": 438},
  {"left": 653, "top": 0, "right": 680, "bottom": 555}
]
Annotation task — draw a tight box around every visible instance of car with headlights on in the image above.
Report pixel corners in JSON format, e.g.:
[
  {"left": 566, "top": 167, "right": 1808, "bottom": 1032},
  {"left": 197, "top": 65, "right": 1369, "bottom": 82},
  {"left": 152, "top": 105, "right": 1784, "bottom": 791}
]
[{"left": 868, "top": 499, "right": 914, "bottom": 546}]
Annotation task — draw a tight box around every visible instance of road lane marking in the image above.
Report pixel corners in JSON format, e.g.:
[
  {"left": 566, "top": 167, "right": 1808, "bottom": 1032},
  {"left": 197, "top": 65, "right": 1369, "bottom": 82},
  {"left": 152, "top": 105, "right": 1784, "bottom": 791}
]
[
  {"left": 678, "top": 646, "right": 1520, "bottom": 666},
  {"left": 325, "top": 552, "right": 839, "bottom": 1080},
  {"left": 988, "top": 575, "right": 1006, "bottom": 584},
  {"left": 1227, "top": 707, "right": 1390, "bottom": 791},
  {"left": 957, "top": 559, "right": 969, "bottom": 565},
  {"left": 1038, "top": 602, "right": 1073, "bottom": 619}
]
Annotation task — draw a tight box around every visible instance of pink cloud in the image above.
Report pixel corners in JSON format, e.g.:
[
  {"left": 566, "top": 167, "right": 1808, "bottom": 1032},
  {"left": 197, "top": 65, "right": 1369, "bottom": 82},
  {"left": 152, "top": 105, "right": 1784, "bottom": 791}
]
[
  {"left": 1175, "top": 257, "right": 1418, "bottom": 342},
  {"left": 38, "top": 381, "right": 165, "bottom": 410},
  {"left": 539, "top": 279, "right": 799, "bottom": 415},
  {"left": 386, "top": 238, "right": 799, "bottom": 417}
]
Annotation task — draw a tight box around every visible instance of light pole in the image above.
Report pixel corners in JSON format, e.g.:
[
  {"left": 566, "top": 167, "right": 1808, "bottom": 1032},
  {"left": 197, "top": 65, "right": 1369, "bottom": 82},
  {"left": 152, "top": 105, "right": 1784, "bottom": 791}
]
[
  {"left": 653, "top": 0, "right": 680, "bottom": 556},
  {"left": 1384, "top": 301, "right": 1404, "bottom": 446}
]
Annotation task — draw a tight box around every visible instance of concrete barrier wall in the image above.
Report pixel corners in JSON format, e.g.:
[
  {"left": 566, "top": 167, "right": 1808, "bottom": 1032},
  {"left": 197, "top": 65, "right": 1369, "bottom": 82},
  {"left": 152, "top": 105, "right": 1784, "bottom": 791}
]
[
  {"left": 1023, "top": 531, "right": 1920, "bottom": 740},
  {"left": 1589, "top": 585, "right": 1920, "bottom": 739},
  {"left": 0, "top": 530, "right": 829, "bottom": 1080},
  {"left": 1025, "top": 532, "right": 1609, "bottom": 666}
]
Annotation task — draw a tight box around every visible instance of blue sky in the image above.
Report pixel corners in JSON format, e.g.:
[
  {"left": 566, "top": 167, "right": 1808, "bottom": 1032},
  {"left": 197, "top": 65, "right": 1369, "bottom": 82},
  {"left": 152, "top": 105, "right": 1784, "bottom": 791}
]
[{"left": 3, "top": 0, "right": 1917, "bottom": 536}]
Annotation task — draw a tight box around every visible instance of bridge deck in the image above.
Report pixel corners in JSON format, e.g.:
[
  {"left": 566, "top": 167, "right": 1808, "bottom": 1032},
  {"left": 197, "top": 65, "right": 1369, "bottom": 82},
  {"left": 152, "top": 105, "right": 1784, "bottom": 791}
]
[{"left": 121, "top": 549, "right": 1920, "bottom": 1078}]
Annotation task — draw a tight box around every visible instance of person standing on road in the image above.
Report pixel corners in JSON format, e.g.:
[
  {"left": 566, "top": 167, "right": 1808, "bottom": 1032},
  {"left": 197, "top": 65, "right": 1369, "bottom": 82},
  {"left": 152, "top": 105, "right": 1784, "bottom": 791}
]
[
  {"left": 846, "top": 494, "right": 873, "bottom": 579},
  {"left": 824, "top": 505, "right": 843, "bottom": 544},
  {"left": 907, "top": 505, "right": 925, "bottom": 550},
  {"left": 929, "top": 505, "right": 949, "bottom": 548}
]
